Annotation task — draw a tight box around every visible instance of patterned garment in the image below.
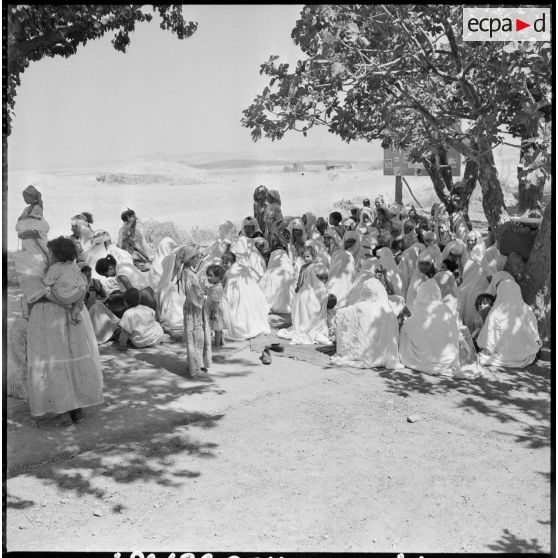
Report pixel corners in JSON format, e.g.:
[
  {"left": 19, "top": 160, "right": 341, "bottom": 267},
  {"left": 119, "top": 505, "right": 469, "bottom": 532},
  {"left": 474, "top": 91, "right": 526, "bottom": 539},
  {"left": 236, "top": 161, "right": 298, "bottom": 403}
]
[{"left": 181, "top": 267, "right": 212, "bottom": 376}]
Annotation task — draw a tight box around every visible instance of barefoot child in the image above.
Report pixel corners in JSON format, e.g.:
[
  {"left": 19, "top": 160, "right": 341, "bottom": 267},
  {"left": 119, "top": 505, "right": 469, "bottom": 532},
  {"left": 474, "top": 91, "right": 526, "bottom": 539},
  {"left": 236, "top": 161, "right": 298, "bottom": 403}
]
[
  {"left": 294, "top": 245, "right": 317, "bottom": 293},
  {"left": 205, "top": 264, "right": 228, "bottom": 348},
  {"left": 43, "top": 237, "right": 87, "bottom": 324}
]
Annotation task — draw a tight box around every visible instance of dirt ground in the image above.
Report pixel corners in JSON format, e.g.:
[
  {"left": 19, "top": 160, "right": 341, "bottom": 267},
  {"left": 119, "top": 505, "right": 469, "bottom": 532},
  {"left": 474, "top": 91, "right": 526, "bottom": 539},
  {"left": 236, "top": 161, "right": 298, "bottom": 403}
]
[{"left": 5, "top": 287, "right": 552, "bottom": 553}]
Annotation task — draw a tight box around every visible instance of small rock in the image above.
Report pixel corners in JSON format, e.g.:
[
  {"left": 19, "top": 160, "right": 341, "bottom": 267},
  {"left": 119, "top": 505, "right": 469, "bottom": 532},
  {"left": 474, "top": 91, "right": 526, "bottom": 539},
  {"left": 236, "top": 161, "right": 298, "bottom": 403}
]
[
  {"left": 407, "top": 414, "right": 422, "bottom": 423},
  {"left": 18, "top": 526, "right": 25, "bottom": 530},
  {"left": 93, "top": 511, "right": 102, "bottom": 517},
  {"left": 372, "top": 538, "right": 377, "bottom": 543}
]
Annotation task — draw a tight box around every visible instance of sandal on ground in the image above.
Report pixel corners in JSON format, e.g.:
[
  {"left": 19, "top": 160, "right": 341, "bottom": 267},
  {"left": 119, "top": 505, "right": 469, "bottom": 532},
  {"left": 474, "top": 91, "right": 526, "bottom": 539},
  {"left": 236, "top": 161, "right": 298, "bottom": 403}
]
[{"left": 36, "top": 412, "right": 74, "bottom": 428}]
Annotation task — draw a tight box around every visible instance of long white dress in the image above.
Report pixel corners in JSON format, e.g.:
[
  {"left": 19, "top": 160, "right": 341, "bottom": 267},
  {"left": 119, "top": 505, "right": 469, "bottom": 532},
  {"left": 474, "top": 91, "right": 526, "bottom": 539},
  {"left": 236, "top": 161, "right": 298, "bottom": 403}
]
[
  {"left": 477, "top": 277, "right": 541, "bottom": 368},
  {"left": 331, "top": 277, "right": 401, "bottom": 369},
  {"left": 259, "top": 249, "right": 296, "bottom": 313},
  {"left": 399, "top": 279, "right": 460, "bottom": 376},
  {"left": 225, "top": 262, "right": 270, "bottom": 341},
  {"left": 377, "top": 247, "right": 404, "bottom": 297},
  {"left": 277, "top": 263, "right": 330, "bottom": 345}
]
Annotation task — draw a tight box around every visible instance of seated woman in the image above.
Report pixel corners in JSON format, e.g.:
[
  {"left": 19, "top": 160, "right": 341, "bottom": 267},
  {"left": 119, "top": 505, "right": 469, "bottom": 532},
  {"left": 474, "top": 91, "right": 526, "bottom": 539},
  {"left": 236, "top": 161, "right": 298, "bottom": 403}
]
[
  {"left": 331, "top": 276, "right": 401, "bottom": 370},
  {"left": 222, "top": 251, "right": 270, "bottom": 341},
  {"left": 458, "top": 244, "right": 490, "bottom": 332},
  {"left": 326, "top": 231, "right": 357, "bottom": 309},
  {"left": 476, "top": 272, "right": 541, "bottom": 368},
  {"left": 277, "top": 263, "right": 330, "bottom": 345},
  {"left": 95, "top": 254, "right": 156, "bottom": 318},
  {"left": 287, "top": 217, "right": 308, "bottom": 271},
  {"left": 259, "top": 237, "right": 296, "bottom": 314},
  {"left": 399, "top": 278, "right": 460, "bottom": 376},
  {"left": 398, "top": 242, "right": 425, "bottom": 300},
  {"left": 147, "top": 237, "right": 178, "bottom": 290},
  {"left": 343, "top": 230, "right": 361, "bottom": 271},
  {"left": 231, "top": 234, "right": 267, "bottom": 281},
  {"left": 376, "top": 246, "right": 404, "bottom": 298},
  {"left": 406, "top": 250, "right": 438, "bottom": 311}
]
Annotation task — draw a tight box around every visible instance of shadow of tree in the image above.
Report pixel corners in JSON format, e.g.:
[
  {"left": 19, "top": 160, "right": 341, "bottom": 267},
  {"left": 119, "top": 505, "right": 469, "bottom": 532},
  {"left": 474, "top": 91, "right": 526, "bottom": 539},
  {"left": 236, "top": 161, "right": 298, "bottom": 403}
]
[
  {"left": 377, "top": 360, "right": 550, "bottom": 448},
  {"left": 6, "top": 495, "right": 35, "bottom": 510},
  {"left": 20, "top": 415, "right": 223, "bottom": 513},
  {"left": 487, "top": 529, "right": 544, "bottom": 552}
]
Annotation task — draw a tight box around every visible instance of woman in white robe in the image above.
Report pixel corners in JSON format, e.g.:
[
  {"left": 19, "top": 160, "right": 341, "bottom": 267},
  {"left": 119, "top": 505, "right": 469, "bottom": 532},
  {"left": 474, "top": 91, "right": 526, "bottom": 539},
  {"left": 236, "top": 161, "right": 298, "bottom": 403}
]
[
  {"left": 458, "top": 244, "right": 490, "bottom": 332},
  {"left": 331, "top": 276, "right": 401, "bottom": 370},
  {"left": 157, "top": 251, "right": 186, "bottom": 338},
  {"left": 477, "top": 273, "right": 541, "bottom": 368},
  {"left": 147, "top": 237, "right": 178, "bottom": 290},
  {"left": 376, "top": 247, "right": 404, "bottom": 298},
  {"left": 326, "top": 236, "right": 357, "bottom": 309},
  {"left": 406, "top": 248, "right": 438, "bottom": 311},
  {"left": 225, "top": 256, "right": 270, "bottom": 341},
  {"left": 259, "top": 245, "right": 296, "bottom": 314},
  {"left": 399, "top": 278, "right": 460, "bottom": 376},
  {"left": 231, "top": 234, "right": 267, "bottom": 281},
  {"left": 277, "top": 263, "right": 330, "bottom": 345},
  {"left": 398, "top": 242, "right": 425, "bottom": 300}
]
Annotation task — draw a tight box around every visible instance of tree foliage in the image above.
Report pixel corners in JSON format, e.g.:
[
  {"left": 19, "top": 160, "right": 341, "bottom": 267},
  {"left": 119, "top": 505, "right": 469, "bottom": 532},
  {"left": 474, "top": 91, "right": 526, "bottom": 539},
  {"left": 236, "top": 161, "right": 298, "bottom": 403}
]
[
  {"left": 7, "top": 5, "right": 198, "bottom": 134},
  {"left": 242, "top": 4, "right": 552, "bottom": 232}
]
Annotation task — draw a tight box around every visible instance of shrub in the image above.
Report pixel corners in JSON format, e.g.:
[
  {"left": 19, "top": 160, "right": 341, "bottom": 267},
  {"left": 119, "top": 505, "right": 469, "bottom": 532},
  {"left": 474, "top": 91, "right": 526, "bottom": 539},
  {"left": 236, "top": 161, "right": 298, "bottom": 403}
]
[{"left": 141, "top": 219, "right": 218, "bottom": 253}]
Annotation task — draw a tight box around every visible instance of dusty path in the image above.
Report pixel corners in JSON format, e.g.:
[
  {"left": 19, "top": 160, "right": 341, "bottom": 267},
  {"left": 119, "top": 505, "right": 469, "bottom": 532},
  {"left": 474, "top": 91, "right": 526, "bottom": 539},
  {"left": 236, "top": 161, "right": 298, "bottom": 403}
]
[{"left": 6, "top": 332, "right": 551, "bottom": 553}]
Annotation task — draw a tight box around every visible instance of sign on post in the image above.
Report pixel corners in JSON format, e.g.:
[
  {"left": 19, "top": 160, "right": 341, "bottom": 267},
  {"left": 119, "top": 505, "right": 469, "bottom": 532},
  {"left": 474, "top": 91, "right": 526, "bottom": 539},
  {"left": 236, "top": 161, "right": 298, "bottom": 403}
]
[{"left": 383, "top": 148, "right": 461, "bottom": 177}]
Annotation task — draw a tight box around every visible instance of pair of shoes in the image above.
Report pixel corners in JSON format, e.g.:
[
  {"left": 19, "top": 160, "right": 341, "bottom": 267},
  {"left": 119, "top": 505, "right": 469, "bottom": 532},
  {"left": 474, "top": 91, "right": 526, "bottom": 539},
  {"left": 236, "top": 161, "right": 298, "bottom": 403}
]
[
  {"left": 36, "top": 413, "right": 74, "bottom": 428},
  {"left": 260, "top": 348, "right": 272, "bottom": 365},
  {"left": 69, "top": 408, "right": 84, "bottom": 423}
]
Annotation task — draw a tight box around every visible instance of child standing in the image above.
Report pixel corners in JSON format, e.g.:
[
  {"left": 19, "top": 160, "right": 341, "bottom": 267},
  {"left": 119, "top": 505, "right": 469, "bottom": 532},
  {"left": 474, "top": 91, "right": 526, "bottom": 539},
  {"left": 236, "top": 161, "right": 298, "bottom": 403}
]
[
  {"left": 118, "top": 288, "right": 167, "bottom": 350},
  {"left": 205, "top": 264, "right": 228, "bottom": 348},
  {"left": 43, "top": 237, "right": 87, "bottom": 325}
]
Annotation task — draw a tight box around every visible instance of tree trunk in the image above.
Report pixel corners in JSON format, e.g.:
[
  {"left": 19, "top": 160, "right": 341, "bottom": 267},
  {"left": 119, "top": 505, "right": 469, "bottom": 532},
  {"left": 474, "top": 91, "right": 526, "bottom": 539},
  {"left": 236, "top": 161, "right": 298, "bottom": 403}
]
[
  {"left": 475, "top": 134, "right": 511, "bottom": 237},
  {"left": 517, "top": 118, "right": 545, "bottom": 216},
  {"left": 521, "top": 199, "right": 551, "bottom": 304},
  {"left": 520, "top": 199, "right": 551, "bottom": 343}
]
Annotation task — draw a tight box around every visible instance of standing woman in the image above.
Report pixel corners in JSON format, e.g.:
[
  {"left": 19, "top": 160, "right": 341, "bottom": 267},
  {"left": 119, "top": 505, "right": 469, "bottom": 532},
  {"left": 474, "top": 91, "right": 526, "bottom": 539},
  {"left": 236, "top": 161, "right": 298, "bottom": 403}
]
[
  {"left": 118, "top": 209, "right": 152, "bottom": 271},
  {"left": 14, "top": 190, "right": 103, "bottom": 427},
  {"left": 176, "top": 244, "right": 212, "bottom": 378},
  {"left": 253, "top": 185, "right": 268, "bottom": 234},
  {"left": 263, "top": 189, "right": 284, "bottom": 248},
  {"left": 69, "top": 214, "right": 89, "bottom": 264}
]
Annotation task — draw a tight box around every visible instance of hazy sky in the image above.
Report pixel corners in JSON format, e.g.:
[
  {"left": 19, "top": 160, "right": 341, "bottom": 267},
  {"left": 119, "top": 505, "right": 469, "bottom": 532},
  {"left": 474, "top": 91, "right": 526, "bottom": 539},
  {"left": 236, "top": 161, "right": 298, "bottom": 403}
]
[{"left": 8, "top": 5, "right": 377, "bottom": 170}]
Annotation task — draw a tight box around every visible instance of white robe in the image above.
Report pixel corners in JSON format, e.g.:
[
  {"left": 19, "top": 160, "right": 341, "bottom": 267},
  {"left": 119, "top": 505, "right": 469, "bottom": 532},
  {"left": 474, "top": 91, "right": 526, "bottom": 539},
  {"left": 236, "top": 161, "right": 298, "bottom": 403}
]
[
  {"left": 398, "top": 243, "right": 424, "bottom": 299},
  {"left": 277, "top": 263, "right": 330, "bottom": 345},
  {"left": 331, "top": 277, "right": 401, "bottom": 370},
  {"left": 147, "top": 237, "right": 178, "bottom": 290},
  {"left": 326, "top": 249, "right": 357, "bottom": 308},
  {"left": 399, "top": 279, "right": 460, "bottom": 375},
  {"left": 477, "top": 279, "right": 541, "bottom": 368},
  {"left": 459, "top": 258, "right": 489, "bottom": 333},
  {"left": 157, "top": 252, "right": 186, "bottom": 338},
  {"left": 225, "top": 262, "right": 270, "bottom": 341},
  {"left": 231, "top": 236, "right": 267, "bottom": 281},
  {"left": 259, "top": 249, "right": 296, "bottom": 313}
]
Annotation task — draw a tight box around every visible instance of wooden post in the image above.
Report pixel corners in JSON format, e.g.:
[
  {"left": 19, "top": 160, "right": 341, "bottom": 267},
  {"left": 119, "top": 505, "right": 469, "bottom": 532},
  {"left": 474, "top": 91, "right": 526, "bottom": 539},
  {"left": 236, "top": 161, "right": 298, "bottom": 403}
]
[{"left": 395, "top": 175, "right": 403, "bottom": 205}]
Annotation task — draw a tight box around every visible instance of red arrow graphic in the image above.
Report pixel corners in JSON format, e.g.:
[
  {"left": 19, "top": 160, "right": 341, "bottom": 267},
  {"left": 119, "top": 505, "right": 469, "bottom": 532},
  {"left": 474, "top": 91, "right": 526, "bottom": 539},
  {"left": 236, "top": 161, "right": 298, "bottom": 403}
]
[{"left": 516, "top": 18, "right": 530, "bottom": 31}]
